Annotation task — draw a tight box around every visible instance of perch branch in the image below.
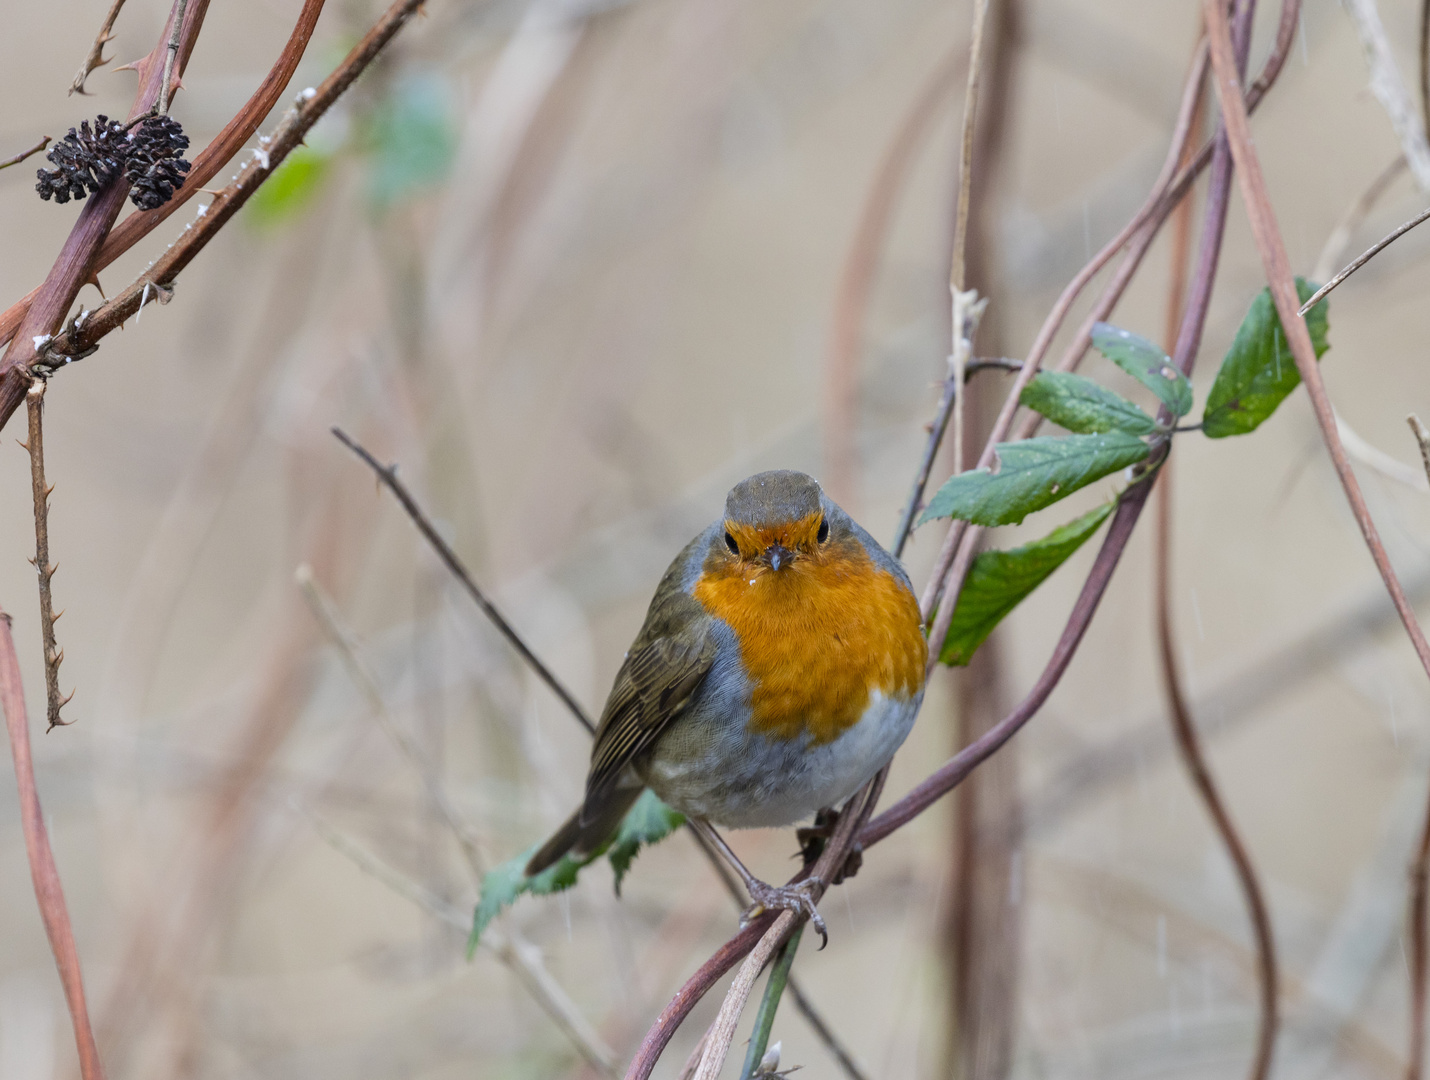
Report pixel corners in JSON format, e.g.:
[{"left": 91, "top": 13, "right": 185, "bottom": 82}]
[
  {"left": 25, "top": 380, "right": 73, "bottom": 730},
  {"left": 0, "top": 608, "right": 105, "bottom": 1080}
]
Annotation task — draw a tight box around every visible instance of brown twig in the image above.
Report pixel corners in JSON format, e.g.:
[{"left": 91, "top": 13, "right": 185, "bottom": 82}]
[
  {"left": 0, "top": 136, "right": 52, "bottom": 171},
  {"left": 1312, "top": 155, "right": 1407, "bottom": 283},
  {"left": 331, "top": 428, "right": 598, "bottom": 733},
  {"left": 1299, "top": 201, "right": 1430, "bottom": 315},
  {"left": 0, "top": 607, "right": 105, "bottom": 1080},
  {"left": 24, "top": 380, "right": 73, "bottom": 731},
  {"left": 158, "top": 0, "right": 189, "bottom": 115},
  {"left": 0, "top": 0, "right": 210, "bottom": 429},
  {"left": 0, "top": 0, "right": 328, "bottom": 363},
  {"left": 70, "top": 0, "right": 129, "bottom": 95}
]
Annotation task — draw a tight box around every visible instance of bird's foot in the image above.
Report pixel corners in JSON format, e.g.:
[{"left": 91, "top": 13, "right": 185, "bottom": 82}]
[{"left": 740, "top": 876, "right": 828, "bottom": 948}]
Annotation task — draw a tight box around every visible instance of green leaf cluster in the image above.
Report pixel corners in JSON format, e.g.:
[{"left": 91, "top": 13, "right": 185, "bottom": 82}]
[
  {"left": 245, "top": 146, "right": 333, "bottom": 229},
  {"left": 468, "top": 790, "right": 684, "bottom": 954},
  {"left": 1202, "top": 277, "right": 1330, "bottom": 437}
]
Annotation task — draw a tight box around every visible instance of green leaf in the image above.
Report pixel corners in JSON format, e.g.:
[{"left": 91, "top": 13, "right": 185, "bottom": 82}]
[
  {"left": 245, "top": 146, "right": 332, "bottom": 229},
  {"left": 467, "top": 792, "right": 684, "bottom": 954},
  {"left": 1091, "top": 322, "right": 1193, "bottom": 418},
  {"left": 607, "top": 790, "right": 685, "bottom": 895},
  {"left": 938, "top": 502, "right": 1115, "bottom": 665},
  {"left": 1020, "top": 371, "right": 1160, "bottom": 436},
  {"left": 367, "top": 72, "right": 457, "bottom": 211},
  {"left": 1202, "top": 277, "right": 1331, "bottom": 438},
  {"left": 919, "top": 432, "right": 1149, "bottom": 527}
]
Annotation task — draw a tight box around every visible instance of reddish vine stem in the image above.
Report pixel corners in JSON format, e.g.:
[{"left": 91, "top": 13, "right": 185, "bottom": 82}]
[
  {"left": 0, "top": 608, "right": 105, "bottom": 1079},
  {"left": 1204, "top": 7, "right": 1430, "bottom": 1077},
  {"left": 0, "top": 0, "right": 210, "bottom": 416},
  {"left": 0, "top": 0, "right": 328, "bottom": 364}
]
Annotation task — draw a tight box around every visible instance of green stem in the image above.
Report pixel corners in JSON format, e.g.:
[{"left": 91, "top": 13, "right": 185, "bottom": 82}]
[{"left": 739, "top": 923, "right": 804, "bottom": 1079}]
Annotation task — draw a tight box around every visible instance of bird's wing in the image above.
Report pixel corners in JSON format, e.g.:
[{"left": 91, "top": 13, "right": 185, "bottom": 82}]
[{"left": 584, "top": 596, "right": 718, "bottom": 810}]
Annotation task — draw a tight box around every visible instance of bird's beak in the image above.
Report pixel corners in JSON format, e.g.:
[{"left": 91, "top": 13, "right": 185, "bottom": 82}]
[{"left": 766, "top": 544, "right": 793, "bottom": 572}]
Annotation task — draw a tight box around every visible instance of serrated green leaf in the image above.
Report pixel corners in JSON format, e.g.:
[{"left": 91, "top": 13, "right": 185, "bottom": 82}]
[
  {"left": 608, "top": 790, "right": 685, "bottom": 895},
  {"left": 919, "top": 432, "right": 1149, "bottom": 527},
  {"left": 938, "top": 502, "right": 1114, "bottom": 665},
  {"left": 1020, "top": 371, "right": 1160, "bottom": 436},
  {"left": 1091, "top": 322, "right": 1193, "bottom": 418},
  {"left": 245, "top": 146, "right": 332, "bottom": 229},
  {"left": 1202, "top": 277, "right": 1330, "bottom": 438},
  {"left": 467, "top": 792, "right": 684, "bottom": 954}
]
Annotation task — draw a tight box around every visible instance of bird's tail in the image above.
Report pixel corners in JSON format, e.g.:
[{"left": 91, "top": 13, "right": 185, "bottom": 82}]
[{"left": 524, "top": 786, "right": 644, "bottom": 877}]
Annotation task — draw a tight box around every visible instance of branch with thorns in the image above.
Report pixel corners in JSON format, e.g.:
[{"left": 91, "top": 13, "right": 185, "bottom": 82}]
[{"left": 22, "top": 380, "right": 74, "bottom": 730}]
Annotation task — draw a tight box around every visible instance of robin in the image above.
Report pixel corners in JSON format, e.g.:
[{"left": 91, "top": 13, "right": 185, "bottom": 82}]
[{"left": 525, "top": 470, "right": 927, "bottom": 939}]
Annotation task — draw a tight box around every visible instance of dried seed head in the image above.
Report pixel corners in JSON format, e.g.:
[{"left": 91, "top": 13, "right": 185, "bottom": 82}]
[
  {"left": 36, "top": 114, "right": 192, "bottom": 210},
  {"left": 125, "top": 114, "right": 191, "bottom": 210}
]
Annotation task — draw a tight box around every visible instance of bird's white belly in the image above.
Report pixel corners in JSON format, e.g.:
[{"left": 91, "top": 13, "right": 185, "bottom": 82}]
[{"left": 642, "top": 687, "right": 921, "bottom": 827}]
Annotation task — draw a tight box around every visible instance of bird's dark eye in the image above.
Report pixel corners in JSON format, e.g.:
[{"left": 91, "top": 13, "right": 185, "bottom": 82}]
[
  {"left": 816, "top": 518, "right": 830, "bottom": 544},
  {"left": 725, "top": 531, "right": 739, "bottom": 555}
]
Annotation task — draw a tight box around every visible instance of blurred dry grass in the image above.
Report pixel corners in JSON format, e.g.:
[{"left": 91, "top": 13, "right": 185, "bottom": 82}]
[{"left": 4, "top": 0, "right": 1430, "bottom": 1077}]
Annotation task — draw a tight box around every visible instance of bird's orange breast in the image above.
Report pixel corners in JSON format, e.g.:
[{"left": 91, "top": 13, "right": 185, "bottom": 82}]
[{"left": 692, "top": 538, "right": 927, "bottom": 744}]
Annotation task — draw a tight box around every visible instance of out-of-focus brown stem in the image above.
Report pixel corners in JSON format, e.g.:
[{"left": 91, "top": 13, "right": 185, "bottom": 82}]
[
  {"left": 1408, "top": 412, "right": 1430, "bottom": 1080},
  {"left": 0, "top": 607, "right": 105, "bottom": 1080}
]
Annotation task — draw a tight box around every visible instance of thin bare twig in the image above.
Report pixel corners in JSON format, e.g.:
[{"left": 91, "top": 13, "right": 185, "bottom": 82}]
[
  {"left": 158, "top": 0, "right": 189, "bottom": 114},
  {"left": 330, "top": 429, "right": 597, "bottom": 733},
  {"left": 0, "top": 136, "right": 51, "bottom": 171},
  {"left": 1299, "top": 201, "right": 1430, "bottom": 315},
  {"left": 0, "top": 607, "right": 105, "bottom": 1080},
  {"left": 24, "top": 381, "right": 73, "bottom": 731},
  {"left": 306, "top": 812, "right": 620, "bottom": 1077},
  {"left": 70, "top": 0, "right": 129, "bottom": 95},
  {"left": 1313, "top": 155, "right": 1407, "bottom": 283}
]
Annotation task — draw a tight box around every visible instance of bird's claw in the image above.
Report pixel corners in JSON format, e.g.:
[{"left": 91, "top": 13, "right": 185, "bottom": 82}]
[{"left": 740, "top": 877, "right": 828, "bottom": 948}]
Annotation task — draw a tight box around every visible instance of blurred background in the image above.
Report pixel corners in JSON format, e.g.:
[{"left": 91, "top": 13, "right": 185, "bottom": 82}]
[{"left": 3, "top": 0, "right": 1430, "bottom": 1076}]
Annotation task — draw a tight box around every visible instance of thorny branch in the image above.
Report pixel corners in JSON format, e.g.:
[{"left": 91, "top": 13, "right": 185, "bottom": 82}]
[
  {"left": 0, "top": 608, "right": 105, "bottom": 1080},
  {"left": 0, "top": 0, "right": 210, "bottom": 423},
  {"left": 70, "top": 0, "right": 129, "bottom": 96},
  {"left": 0, "top": 136, "right": 51, "bottom": 172},
  {"left": 24, "top": 380, "right": 73, "bottom": 731},
  {"left": 33, "top": 0, "right": 427, "bottom": 383},
  {"left": 158, "top": 0, "right": 190, "bottom": 115}
]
